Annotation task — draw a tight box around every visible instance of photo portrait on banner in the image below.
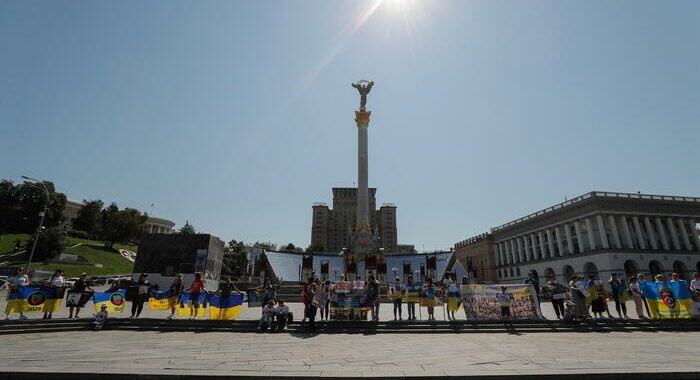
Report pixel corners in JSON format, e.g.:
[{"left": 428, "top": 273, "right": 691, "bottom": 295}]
[{"left": 461, "top": 284, "right": 542, "bottom": 320}]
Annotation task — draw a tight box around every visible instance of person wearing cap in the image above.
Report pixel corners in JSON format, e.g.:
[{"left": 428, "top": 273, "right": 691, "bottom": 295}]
[
  {"left": 93, "top": 304, "right": 109, "bottom": 331},
  {"left": 130, "top": 273, "right": 150, "bottom": 319}
]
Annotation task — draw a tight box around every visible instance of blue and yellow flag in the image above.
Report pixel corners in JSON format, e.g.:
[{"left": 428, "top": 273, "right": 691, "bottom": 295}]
[
  {"left": 403, "top": 283, "right": 420, "bottom": 303},
  {"left": 177, "top": 292, "right": 207, "bottom": 317},
  {"left": 640, "top": 280, "right": 692, "bottom": 319},
  {"left": 92, "top": 290, "right": 126, "bottom": 313},
  {"left": 209, "top": 294, "right": 243, "bottom": 320},
  {"left": 447, "top": 285, "right": 461, "bottom": 312},
  {"left": 5, "top": 286, "right": 62, "bottom": 314},
  {"left": 149, "top": 289, "right": 178, "bottom": 311}
]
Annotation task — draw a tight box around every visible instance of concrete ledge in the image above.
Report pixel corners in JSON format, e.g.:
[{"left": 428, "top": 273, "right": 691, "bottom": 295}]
[{"left": 2, "top": 371, "right": 700, "bottom": 380}]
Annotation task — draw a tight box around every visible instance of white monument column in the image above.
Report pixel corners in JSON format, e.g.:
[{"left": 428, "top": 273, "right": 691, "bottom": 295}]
[
  {"left": 538, "top": 231, "right": 547, "bottom": 259},
  {"left": 608, "top": 215, "right": 622, "bottom": 249},
  {"left": 678, "top": 218, "right": 693, "bottom": 250},
  {"left": 530, "top": 234, "right": 539, "bottom": 260},
  {"left": 667, "top": 217, "right": 681, "bottom": 250},
  {"left": 574, "top": 221, "right": 585, "bottom": 253},
  {"left": 585, "top": 218, "right": 597, "bottom": 250},
  {"left": 545, "top": 229, "right": 555, "bottom": 258},
  {"left": 564, "top": 223, "right": 574, "bottom": 254},
  {"left": 620, "top": 216, "right": 634, "bottom": 249},
  {"left": 555, "top": 226, "right": 565, "bottom": 256},
  {"left": 356, "top": 113, "right": 370, "bottom": 230},
  {"left": 523, "top": 235, "right": 532, "bottom": 261},
  {"left": 632, "top": 216, "right": 647, "bottom": 250},
  {"left": 596, "top": 215, "right": 609, "bottom": 249}
]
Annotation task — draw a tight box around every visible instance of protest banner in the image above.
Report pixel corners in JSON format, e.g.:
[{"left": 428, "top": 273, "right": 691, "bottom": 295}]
[
  {"left": 387, "top": 283, "right": 402, "bottom": 300},
  {"left": 403, "top": 283, "right": 421, "bottom": 303},
  {"left": 461, "top": 284, "right": 542, "bottom": 320},
  {"left": 329, "top": 294, "right": 370, "bottom": 320},
  {"left": 419, "top": 286, "right": 443, "bottom": 307},
  {"left": 177, "top": 292, "right": 208, "bottom": 317},
  {"left": 312, "top": 287, "right": 328, "bottom": 309},
  {"left": 93, "top": 290, "right": 126, "bottom": 313},
  {"left": 66, "top": 291, "right": 93, "bottom": 308},
  {"left": 247, "top": 289, "right": 262, "bottom": 307},
  {"left": 5, "top": 286, "right": 62, "bottom": 314},
  {"left": 447, "top": 284, "right": 461, "bottom": 312},
  {"left": 640, "top": 280, "right": 692, "bottom": 319},
  {"left": 149, "top": 289, "right": 178, "bottom": 311},
  {"left": 209, "top": 294, "right": 243, "bottom": 320},
  {"left": 333, "top": 281, "right": 353, "bottom": 294}
]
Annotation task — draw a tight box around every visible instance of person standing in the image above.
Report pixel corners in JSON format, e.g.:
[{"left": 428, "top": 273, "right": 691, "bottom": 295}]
[
  {"left": 608, "top": 273, "right": 628, "bottom": 318},
  {"left": 68, "top": 273, "right": 94, "bottom": 319},
  {"left": 367, "top": 274, "right": 380, "bottom": 322},
  {"left": 321, "top": 280, "right": 332, "bottom": 321},
  {"left": 185, "top": 272, "right": 207, "bottom": 320},
  {"left": 524, "top": 271, "right": 540, "bottom": 298},
  {"left": 305, "top": 281, "right": 318, "bottom": 330},
  {"left": 443, "top": 275, "right": 457, "bottom": 321},
  {"left": 406, "top": 274, "right": 416, "bottom": 320},
  {"left": 391, "top": 277, "right": 403, "bottom": 321},
  {"left": 423, "top": 277, "right": 436, "bottom": 321},
  {"left": 43, "top": 269, "right": 65, "bottom": 320},
  {"left": 168, "top": 273, "right": 184, "bottom": 319},
  {"left": 569, "top": 276, "right": 589, "bottom": 320},
  {"left": 546, "top": 276, "right": 567, "bottom": 320},
  {"left": 637, "top": 273, "right": 652, "bottom": 318},
  {"left": 130, "top": 274, "right": 150, "bottom": 319},
  {"left": 5, "top": 267, "right": 29, "bottom": 320},
  {"left": 496, "top": 286, "right": 514, "bottom": 323},
  {"left": 628, "top": 276, "right": 645, "bottom": 319},
  {"left": 590, "top": 277, "right": 609, "bottom": 319},
  {"left": 301, "top": 277, "right": 314, "bottom": 324}
]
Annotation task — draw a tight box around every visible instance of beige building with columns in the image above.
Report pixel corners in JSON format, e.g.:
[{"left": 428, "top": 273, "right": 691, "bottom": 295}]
[{"left": 489, "top": 191, "right": 700, "bottom": 283}]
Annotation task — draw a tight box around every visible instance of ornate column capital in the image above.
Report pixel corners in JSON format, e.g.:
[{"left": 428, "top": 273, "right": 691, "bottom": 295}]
[{"left": 355, "top": 107, "right": 371, "bottom": 126}]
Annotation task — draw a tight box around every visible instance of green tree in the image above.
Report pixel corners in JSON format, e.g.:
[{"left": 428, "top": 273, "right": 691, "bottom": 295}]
[
  {"left": 102, "top": 205, "right": 147, "bottom": 248},
  {"left": 72, "top": 199, "right": 104, "bottom": 238},
  {"left": 26, "top": 227, "right": 66, "bottom": 262},
  {"left": 253, "top": 241, "right": 277, "bottom": 251},
  {"left": 227, "top": 239, "right": 245, "bottom": 252},
  {"left": 306, "top": 243, "right": 327, "bottom": 253},
  {"left": 281, "top": 243, "right": 303, "bottom": 253},
  {"left": 179, "top": 221, "right": 196, "bottom": 234},
  {"left": 0, "top": 179, "right": 67, "bottom": 233}
]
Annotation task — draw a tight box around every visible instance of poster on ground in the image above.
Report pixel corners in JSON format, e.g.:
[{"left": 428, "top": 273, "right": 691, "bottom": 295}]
[{"left": 460, "top": 284, "right": 542, "bottom": 320}]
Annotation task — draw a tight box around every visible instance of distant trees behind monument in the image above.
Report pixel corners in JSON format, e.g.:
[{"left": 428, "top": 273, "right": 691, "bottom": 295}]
[
  {"left": 72, "top": 200, "right": 148, "bottom": 248},
  {"left": 178, "top": 221, "right": 196, "bottom": 234}
]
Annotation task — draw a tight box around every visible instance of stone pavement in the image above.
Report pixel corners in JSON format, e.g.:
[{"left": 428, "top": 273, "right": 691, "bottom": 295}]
[{"left": 0, "top": 329, "right": 699, "bottom": 378}]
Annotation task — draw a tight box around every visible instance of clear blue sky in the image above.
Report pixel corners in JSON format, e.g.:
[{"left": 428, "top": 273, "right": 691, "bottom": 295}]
[{"left": 1, "top": 0, "right": 698, "bottom": 251}]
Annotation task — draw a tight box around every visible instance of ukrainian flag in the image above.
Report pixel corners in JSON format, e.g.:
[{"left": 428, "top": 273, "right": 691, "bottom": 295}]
[
  {"left": 640, "top": 281, "right": 692, "bottom": 319},
  {"left": 403, "top": 284, "right": 420, "bottom": 303},
  {"left": 177, "top": 292, "right": 208, "bottom": 317},
  {"left": 585, "top": 280, "right": 598, "bottom": 305},
  {"left": 149, "top": 289, "right": 178, "bottom": 311},
  {"left": 447, "top": 285, "right": 461, "bottom": 312},
  {"left": 92, "top": 290, "right": 126, "bottom": 313},
  {"left": 4, "top": 286, "right": 62, "bottom": 314},
  {"left": 209, "top": 294, "right": 243, "bottom": 320}
]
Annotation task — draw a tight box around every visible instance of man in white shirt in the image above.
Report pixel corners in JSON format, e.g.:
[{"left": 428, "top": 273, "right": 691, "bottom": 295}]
[{"left": 275, "top": 299, "right": 290, "bottom": 330}]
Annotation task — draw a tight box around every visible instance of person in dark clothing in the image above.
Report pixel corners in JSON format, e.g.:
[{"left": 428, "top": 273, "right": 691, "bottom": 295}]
[
  {"left": 68, "top": 273, "right": 94, "bottom": 319},
  {"left": 130, "top": 274, "right": 150, "bottom": 319},
  {"left": 608, "top": 273, "right": 628, "bottom": 318},
  {"left": 524, "top": 271, "right": 540, "bottom": 297},
  {"left": 305, "top": 282, "right": 318, "bottom": 330},
  {"left": 546, "top": 276, "right": 567, "bottom": 319}
]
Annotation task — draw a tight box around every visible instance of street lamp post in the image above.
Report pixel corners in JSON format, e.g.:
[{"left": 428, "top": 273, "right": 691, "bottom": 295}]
[
  {"left": 391, "top": 266, "right": 398, "bottom": 279},
  {"left": 22, "top": 176, "right": 50, "bottom": 274},
  {"left": 414, "top": 269, "right": 421, "bottom": 284}
]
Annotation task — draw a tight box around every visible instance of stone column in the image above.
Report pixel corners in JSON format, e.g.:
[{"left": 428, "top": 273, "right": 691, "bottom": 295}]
[
  {"left": 564, "top": 223, "right": 574, "bottom": 254},
  {"left": 509, "top": 239, "right": 518, "bottom": 263},
  {"left": 546, "top": 229, "right": 555, "bottom": 258},
  {"left": 596, "top": 215, "right": 610, "bottom": 249},
  {"left": 494, "top": 244, "right": 501, "bottom": 267},
  {"left": 584, "top": 218, "right": 597, "bottom": 251},
  {"left": 555, "top": 226, "right": 565, "bottom": 257},
  {"left": 608, "top": 215, "right": 622, "bottom": 249},
  {"left": 620, "top": 216, "right": 634, "bottom": 249},
  {"left": 643, "top": 217, "right": 658, "bottom": 250},
  {"left": 678, "top": 218, "right": 693, "bottom": 250},
  {"left": 354, "top": 107, "right": 371, "bottom": 233},
  {"left": 574, "top": 221, "right": 585, "bottom": 253},
  {"left": 523, "top": 234, "right": 532, "bottom": 261},
  {"left": 538, "top": 231, "right": 547, "bottom": 259},
  {"left": 688, "top": 219, "right": 700, "bottom": 251},
  {"left": 655, "top": 217, "right": 670, "bottom": 250},
  {"left": 530, "top": 234, "right": 539, "bottom": 260},
  {"left": 667, "top": 217, "right": 681, "bottom": 250},
  {"left": 632, "top": 216, "right": 647, "bottom": 250},
  {"left": 516, "top": 237, "right": 525, "bottom": 263}
]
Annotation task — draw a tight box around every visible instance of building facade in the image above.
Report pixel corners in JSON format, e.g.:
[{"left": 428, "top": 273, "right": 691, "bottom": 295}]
[
  {"left": 489, "top": 191, "right": 700, "bottom": 283},
  {"left": 63, "top": 199, "right": 176, "bottom": 234},
  {"left": 454, "top": 233, "right": 497, "bottom": 283},
  {"left": 311, "top": 187, "right": 398, "bottom": 253}
]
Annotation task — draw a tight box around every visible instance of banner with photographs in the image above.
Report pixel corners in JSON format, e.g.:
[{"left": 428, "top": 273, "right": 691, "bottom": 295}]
[
  {"left": 312, "top": 287, "right": 329, "bottom": 309},
  {"left": 329, "top": 294, "right": 370, "bottom": 320},
  {"left": 460, "top": 284, "right": 542, "bottom": 320},
  {"left": 247, "top": 289, "right": 262, "bottom": 308}
]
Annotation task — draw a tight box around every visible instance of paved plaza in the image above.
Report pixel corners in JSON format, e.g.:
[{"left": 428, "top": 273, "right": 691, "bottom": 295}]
[{"left": 1, "top": 329, "right": 699, "bottom": 378}]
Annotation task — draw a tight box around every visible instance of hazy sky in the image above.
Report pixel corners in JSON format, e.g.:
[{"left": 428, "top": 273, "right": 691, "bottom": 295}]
[{"left": 2, "top": 0, "right": 698, "bottom": 251}]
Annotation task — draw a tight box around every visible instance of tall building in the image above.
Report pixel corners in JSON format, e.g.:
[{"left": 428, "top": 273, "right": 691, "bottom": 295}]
[
  {"left": 454, "top": 233, "right": 497, "bottom": 283},
  {"left": 311, "top": 187, "right": 397, "bottom": 253}
]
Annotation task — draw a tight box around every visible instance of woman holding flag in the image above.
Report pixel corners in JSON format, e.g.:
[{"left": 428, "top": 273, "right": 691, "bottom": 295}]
[
  {"left": 185, "top": 272, "right": 207, "bottom": 319},
  {"left": 608, "top": 273, "right": 628, "bottom": 318},
  {"left": 43, "top": 269, "right": 65, "bottom": 320},
  {"left": 168, "top": 274, "right": 184, "bottom": 319},
  {"left": 4, "top": 267, "right": 29, "bottom": 320}
]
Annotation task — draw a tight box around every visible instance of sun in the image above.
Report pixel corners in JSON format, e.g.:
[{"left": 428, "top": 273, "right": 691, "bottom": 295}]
[{"left": 383, "top": 0, "right": 418, "bottom": 13}]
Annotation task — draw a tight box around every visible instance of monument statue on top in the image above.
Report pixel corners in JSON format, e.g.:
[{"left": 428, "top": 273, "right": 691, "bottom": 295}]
[{"left": 352, "top": 80, "right": 374, "bottom": 109}]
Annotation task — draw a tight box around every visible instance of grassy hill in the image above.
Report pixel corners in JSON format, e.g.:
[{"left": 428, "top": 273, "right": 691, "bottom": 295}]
[
  {"left": 37, "top": 244, "right": 135, "bottom": 277},
  {"left": 0, "top": 234, "right": 138, "bottom": 277}
]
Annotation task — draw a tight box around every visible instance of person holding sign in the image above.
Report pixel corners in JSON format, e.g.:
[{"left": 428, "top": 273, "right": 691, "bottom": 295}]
[
  {"left": 68, "top": 273, "right": 94, "bottom": 319},
  {"left": 390, "top": 277, "right": 403, "bottom": 321},
  {"left": 547, "top": 275, "right": 567, "bottom": 320},
  {"left": 130, "top": 274, "right": 150, "bottom": 319},
  {"left": 423, "top": 277, "right": 437, "bottom": 321},
  {"left": 321, "top": 280, "right": 332, "bottom": 321}
]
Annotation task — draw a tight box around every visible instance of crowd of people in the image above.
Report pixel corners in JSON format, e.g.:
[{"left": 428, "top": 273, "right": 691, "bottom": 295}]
[{"left": 3, "top": 267, "right": 699, "bottom": 329}]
